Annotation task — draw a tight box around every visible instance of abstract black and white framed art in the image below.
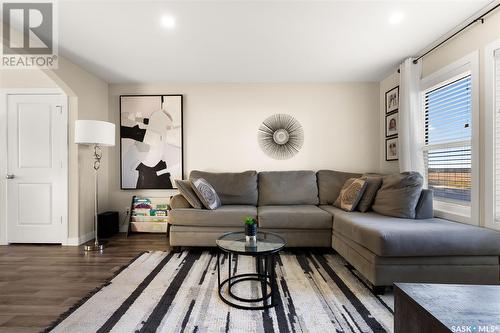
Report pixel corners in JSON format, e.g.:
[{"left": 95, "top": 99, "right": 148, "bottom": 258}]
[{"left": 120, "top": 95, "right": 183, "bottom": 189}]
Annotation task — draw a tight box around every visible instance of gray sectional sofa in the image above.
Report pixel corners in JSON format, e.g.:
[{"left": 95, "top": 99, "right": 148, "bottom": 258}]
[{"left": 169, "top": 170, "right": 500, "bottom": 290}]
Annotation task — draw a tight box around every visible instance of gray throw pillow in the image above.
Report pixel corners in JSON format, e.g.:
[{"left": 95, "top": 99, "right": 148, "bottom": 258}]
[
  {"left": 175, "top": 180, "right": 203, "bottom": 209},
  {"left": 357, "top": 175, "right": 383, "bottom": 212},
  {"left": 333, "top": 178, "right": 368, "bottom": 212},
  {"left": 372, "top": 172, "right": 423, "bottom": 218},
  {"left": 190, "top": 178, "right": 222, "bottom": 210}
]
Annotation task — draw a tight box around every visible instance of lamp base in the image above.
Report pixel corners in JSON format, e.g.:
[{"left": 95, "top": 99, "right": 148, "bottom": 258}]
[{"left": 84, "top": 240, "right": 107, "bottom": 252}]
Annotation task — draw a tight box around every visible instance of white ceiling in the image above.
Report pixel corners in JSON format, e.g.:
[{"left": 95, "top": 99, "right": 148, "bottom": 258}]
[{"left": 58, "top": 0, "right": 492, "bottom": 83}]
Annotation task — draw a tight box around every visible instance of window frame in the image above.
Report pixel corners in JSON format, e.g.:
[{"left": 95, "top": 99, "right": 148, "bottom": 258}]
[
  {"left": 420, "top": 51, "right": 479, "bottom": 225},
  {"left": 484, "top": 40, "right": 500, "bottom": 231}
]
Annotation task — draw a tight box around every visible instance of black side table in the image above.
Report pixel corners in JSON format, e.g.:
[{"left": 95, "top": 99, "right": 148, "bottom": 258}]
[
  {"left": 216, "top": 231, "right": 286, "bottom": 310},
  {"left": 395, "top": 283, "right": 500, "bottom": 333}
]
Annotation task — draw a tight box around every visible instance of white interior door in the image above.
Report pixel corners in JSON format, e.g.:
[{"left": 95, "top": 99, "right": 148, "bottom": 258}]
[{"left": 6, "top": 94, "right": 67, "bottom": 244}]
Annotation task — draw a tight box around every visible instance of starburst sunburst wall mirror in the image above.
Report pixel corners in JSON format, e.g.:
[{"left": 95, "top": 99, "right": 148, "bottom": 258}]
[{"left": 258, "top": 114, "right": 304, "bottom": 160}]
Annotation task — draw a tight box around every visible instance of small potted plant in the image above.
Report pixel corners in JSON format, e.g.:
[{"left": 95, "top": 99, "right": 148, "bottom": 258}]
[{"left": 244, "top": 216, "right": 257, "bottom": 245}]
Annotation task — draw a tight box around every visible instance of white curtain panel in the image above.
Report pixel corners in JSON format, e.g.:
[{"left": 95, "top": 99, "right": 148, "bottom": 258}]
[{"left": 398, "top": 58, "right": 425, "bottom": 177}]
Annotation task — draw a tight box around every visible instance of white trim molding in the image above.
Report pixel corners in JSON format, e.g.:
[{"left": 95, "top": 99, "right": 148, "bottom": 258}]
[
  {"left": 66, "top": 231, "right": 94, "bottom": 246},
  {"left": 420, "top": 51, "right": 480, "bottom": 226},
  {"left": 0, "top": 91, "right": 7, "bottom": 245},
  {"left": 484, "top": 39, "right": 500, "bottom": 231}
]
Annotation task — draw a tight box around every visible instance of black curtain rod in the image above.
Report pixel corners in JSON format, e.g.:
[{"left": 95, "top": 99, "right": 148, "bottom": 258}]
[{"left": 412, "top": 3, "right": 500, "bottom": 64}]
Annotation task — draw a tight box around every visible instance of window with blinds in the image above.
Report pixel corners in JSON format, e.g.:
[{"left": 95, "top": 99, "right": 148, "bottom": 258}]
[
  {"left": 423, "top": 75, "right": 472, "bottom": 206},
  {"left": 494, "top": 51, "right": 500, "bottom": 222}
]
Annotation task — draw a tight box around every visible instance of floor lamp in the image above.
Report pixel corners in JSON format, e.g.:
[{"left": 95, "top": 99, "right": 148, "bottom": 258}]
[{"left": 75, "top": 120, "right": 115, "bottom": 251}]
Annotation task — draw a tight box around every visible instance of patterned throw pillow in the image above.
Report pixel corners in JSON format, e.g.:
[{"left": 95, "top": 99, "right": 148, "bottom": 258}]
[
  {"left": 190, "top": 178, "right": 222, "bottom": 210},
  {"left": 333, "top": 178, "right": 368, "bottom": 212},
  {"left": 175, "top": 180, "right": 204, "bottom": 209}
]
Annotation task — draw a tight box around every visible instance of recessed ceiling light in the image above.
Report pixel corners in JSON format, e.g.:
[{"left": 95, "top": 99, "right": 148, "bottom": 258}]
[
  {"left": 389, "top": 11, "right": 404, "bottom": 25},
  {"left": 161, "top": 15, "right": 176, "bottom": 29}
]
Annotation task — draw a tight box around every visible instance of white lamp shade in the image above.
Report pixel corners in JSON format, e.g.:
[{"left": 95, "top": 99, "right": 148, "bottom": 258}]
[{"left": 75, "top": 120, "right": 115, "bottom": 146}]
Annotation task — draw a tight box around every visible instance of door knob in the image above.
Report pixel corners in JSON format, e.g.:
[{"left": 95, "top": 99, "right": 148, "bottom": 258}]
[{"left": 5, "top": 174, "right": 14, "bottom": 179}]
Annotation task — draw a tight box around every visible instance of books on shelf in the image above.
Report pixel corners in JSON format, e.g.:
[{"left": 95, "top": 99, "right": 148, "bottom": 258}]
[{"left": 128, "top": 196, "right": 170, "bottom": 234}]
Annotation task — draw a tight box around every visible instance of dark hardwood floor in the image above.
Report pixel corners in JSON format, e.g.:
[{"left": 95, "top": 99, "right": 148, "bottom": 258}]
[{"left": 0, "top": 233, "right": 169, "bottom": 333}]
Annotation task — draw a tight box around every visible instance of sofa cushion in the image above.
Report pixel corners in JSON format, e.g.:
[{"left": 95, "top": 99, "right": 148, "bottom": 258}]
[
  {"left": 317, "top": 170, "right": 362, "bottom": 205},
  {"left": 319, "top": 205, "right": 346, "bottom": 217},
  {"left": 372, "top": 172, "right": 423, "bottom": 219},
  {"left": 332, "top": 210, "right": 500, "bottom": 257},
  {"left": 175, "top": 180, "right": 203, "bottom": 209},
  {"left": 169, "top": 205, "right": 256, "bottom": 227},
  {"left": 357, "top": 175, "right": 383, "bottom": 212},
  {"left": 333, "top": 178, "right": 368, "bottom": 212},
  {"left": 190, "top": 170, "right": 258, "bottom": 205},
  {"left": 258, "top": 171, "right": 318, "bottom": 206},
  {"left": 191, "top": 178, "right": 221, "bottom": 210},
  {"left": 258, "top": 205, "right": 332, "bottom": 229}
]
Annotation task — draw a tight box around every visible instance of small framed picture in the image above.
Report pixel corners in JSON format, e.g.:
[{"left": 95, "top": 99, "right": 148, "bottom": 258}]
[
  {"left": 385, "top": 86, "right": 399, "bottom": 114},
  {"left": 386, "top": 137, "right": 398, "bottom": 161},
  {"left": 385, "top": 112, "right": 399, "bottom": 137}
]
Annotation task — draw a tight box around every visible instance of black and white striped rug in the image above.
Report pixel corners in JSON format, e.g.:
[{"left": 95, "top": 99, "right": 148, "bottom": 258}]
[{"left": 46, "top": 250, "right": 394, "bottom": 333}]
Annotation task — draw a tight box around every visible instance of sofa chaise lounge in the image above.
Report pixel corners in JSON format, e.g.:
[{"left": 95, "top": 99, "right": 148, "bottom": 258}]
[{"left": 169, "top": 170, "right": 500, "bottom": 291}]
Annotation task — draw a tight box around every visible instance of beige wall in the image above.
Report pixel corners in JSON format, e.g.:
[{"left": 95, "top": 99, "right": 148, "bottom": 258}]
[
  {"left": 0, "top": 56, "right": 109, "bottom": 244},
  {"left": 422, "top": 10, "right": 500, "bottom": 77},
  {"left": 108, "top": 83, "right": 380, "bottom": 227},
  {"left": 0, "top": 69, "right": 57, "bottom": 88},
  {"left": 45, "top": 57, "right": 110, "bottom": 241}
]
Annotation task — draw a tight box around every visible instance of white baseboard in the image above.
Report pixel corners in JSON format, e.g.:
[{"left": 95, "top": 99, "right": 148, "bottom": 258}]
[{"left": 65, "top": 231, "right": 94, "bottom": 246}]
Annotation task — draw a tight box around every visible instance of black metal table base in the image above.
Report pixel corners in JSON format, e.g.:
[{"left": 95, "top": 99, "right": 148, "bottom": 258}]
[{"left": 217, "top": 251, "right": 278, "bottom": 310}]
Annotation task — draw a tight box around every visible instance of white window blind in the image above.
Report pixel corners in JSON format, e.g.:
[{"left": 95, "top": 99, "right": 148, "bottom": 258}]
[
  {"left": 423, "top": 75, "right": 472, "bottom": 206},
  {"left": 494, "top": 50, "right": 500, "bottom": 222}
]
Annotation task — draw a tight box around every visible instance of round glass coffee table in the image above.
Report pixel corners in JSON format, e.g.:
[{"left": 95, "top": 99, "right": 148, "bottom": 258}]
[{"left": 216, "top": 231, "right": 286, "bottom": 310}]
